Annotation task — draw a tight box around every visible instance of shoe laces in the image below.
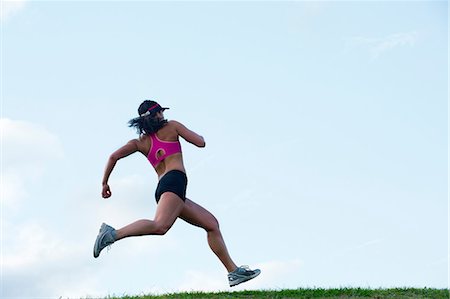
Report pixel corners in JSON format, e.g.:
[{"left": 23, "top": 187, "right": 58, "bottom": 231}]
[
  {"left": 240, "top": 265, "right": 251, "bottom": 271},
  {"left": 103, "top": 234, "right": 114, "bottom": 253}
]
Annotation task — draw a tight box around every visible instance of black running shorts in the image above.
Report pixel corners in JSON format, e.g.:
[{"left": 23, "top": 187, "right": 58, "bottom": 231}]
[{"left": 154, "top": 170, "right": 187, "bottom": 203}]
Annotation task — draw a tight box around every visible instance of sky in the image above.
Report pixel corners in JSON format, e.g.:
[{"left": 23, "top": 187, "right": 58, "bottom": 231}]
[{"left": 0, "top": 0, "right": 448, "bottom": 298}]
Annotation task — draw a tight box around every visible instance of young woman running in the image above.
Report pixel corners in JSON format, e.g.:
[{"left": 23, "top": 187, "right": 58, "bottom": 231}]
[{"left": 93, "top": 100, "right": 260, "bottom": 287}]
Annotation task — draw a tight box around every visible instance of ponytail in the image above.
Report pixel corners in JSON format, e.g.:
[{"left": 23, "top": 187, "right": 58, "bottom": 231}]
[{"left": 128, "top": 114, "right": 167, "bottom": 135}]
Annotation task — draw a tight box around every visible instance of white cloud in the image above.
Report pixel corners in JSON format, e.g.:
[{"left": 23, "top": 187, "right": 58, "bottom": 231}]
[
  {"left": 0, "top": 119, "right": 78, "bottom": 297},
  {"left": 1, "top": 0, "right": 27, "bottom": 22},
  {"left": 1, "top": 118, "right": 64, "bottom": 169},
  {"left": 1, "top": 118, "right": 64, "bottom": 207},
  {"left": 1, "top": 173, "right": 28, "bottom": 208},
  {"left": 1, "top": 219, "right": 101, "bottom": 298},
  {"left": 346, "top": 31, "right": 419, "bottom": 59},
  {"left": 2, "top": 221, "right": 70, "bottom": 271}
]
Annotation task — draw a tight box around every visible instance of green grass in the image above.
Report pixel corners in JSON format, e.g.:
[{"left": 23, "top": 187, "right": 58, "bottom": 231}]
[{"left": 104, "top": 288, "right": 449, "bottom": 299}]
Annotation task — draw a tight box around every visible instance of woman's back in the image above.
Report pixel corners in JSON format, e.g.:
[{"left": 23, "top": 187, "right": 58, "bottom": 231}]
[
  {"left": 127, "top": 100, "right": 205, "bottom": 177},
  {"left": 138, "top": 121, "right": 186, "bottom": 177}
]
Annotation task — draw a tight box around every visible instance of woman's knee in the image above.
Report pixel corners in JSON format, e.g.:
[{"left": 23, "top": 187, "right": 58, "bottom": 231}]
[
  {"left": 153, "top": 222, "right": 171, "bottom": 235},
  {"left": 205, "top": 215, "right": 220, "bottom": 232}
]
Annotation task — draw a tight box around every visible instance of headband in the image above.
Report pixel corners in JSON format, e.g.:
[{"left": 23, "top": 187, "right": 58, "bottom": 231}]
[{"left": 140, "top": 103, "right": 168, "bottom": 117}]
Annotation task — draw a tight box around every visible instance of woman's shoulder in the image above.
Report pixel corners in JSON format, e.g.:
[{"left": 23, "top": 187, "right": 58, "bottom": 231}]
[
  {"left": 166, "top": 120, "right": 184, "bottom": 131},
  {"left": 168, "top": 119, "right": 190, "bottom": 129},
  {"left": 137, "top": 134, "right": 148, "bottom": 141},
  {"left": 136, "top": 134, "right": 151, "bottom": 146},
  {"left": 133, "top": 135, "right": 151, "bottom": 153},
  {"left": 167, "top": 119, "right": 181, "bottom": 126}
]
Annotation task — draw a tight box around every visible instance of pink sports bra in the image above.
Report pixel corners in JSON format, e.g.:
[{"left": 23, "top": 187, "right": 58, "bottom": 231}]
[{"left": 147, "top": 133, "right": 182, "bottom": 167}]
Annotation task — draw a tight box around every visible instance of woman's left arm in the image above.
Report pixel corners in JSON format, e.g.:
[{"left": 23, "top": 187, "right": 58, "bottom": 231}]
[{"left": 101, "top": 139, "right": 139, "bottom": 198}]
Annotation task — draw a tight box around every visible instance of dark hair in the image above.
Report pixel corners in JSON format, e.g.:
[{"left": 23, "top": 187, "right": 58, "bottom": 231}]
[{"left": 128, "top": 100, "right": 168, "bottom": 135}]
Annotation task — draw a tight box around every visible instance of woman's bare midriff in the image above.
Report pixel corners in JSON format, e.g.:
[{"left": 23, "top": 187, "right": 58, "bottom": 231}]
[{"left": 154, "top": 154, "right": 186, "bottom": 179}]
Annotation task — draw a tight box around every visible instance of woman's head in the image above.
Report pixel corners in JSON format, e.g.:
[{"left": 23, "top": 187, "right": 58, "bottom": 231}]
[
  {"left": 129, "top": 100, "right": 169, "bottom": 135},
  {"left": 137, "top": 100, "right": 169, "bottom": 117}
]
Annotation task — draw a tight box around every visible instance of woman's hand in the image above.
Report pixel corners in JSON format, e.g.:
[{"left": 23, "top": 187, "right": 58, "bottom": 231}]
[{"left": 102, "top": 184, "right": 112, "bottom": 198}]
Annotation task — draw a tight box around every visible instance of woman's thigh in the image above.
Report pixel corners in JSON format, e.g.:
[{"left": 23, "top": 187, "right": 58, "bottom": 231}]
[{"left": 154, "top": 192, "right": 185, "bottom": 228}]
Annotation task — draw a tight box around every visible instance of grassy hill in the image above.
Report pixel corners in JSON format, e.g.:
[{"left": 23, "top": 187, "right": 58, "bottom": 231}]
[{"left": 104, "top": 288, "right": 449, "bottom": 299}]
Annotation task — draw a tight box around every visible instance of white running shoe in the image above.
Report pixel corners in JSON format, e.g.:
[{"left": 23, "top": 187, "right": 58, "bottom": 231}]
[{"left": 228, "top": 265, "right": 261, "bottom": 287}]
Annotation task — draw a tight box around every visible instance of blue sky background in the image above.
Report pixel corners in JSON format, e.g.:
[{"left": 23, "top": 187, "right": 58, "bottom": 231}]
[{"left": 1, "top": 1, "right": 448, "bottom": 298}]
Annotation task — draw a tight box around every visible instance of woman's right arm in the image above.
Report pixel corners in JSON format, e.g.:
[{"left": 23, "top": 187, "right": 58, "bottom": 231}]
[
  {"left": 172, "top": 120, "right": 206, "bottom": 148},
  {"left": 102, "top": 139, "right": 140, "bottom": 198}
]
